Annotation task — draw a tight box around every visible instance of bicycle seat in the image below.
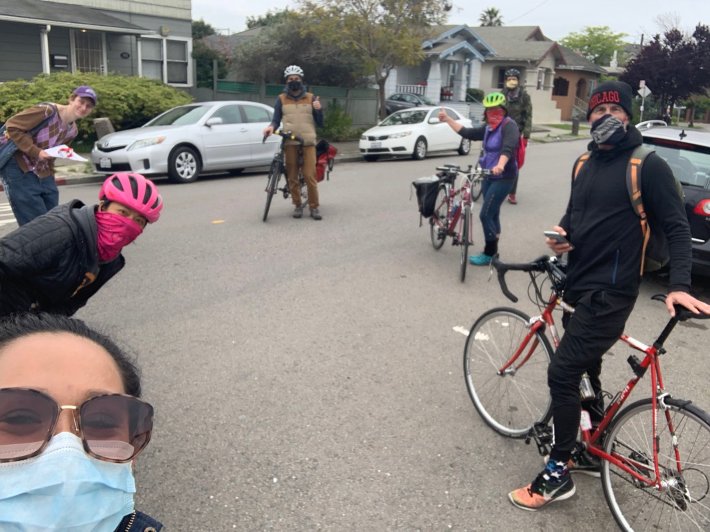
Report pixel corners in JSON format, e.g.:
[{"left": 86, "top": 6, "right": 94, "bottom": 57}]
[
  {"left": 436, "top": 165, "right": 460, "bottom": 172},
  {"left": 436, "top": 171, "right": 457, "bottom": 184},
  {"left": 651, "top": 294, "right": 710, "bottom": 321}
]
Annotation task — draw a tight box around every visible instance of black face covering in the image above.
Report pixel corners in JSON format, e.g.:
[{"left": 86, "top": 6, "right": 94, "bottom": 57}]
[
  {"left": 287, "top": 80, "right": 303, "bottom": 92},
  {"left": 590, "top": 114, "right": 626, "bottom": 145}
]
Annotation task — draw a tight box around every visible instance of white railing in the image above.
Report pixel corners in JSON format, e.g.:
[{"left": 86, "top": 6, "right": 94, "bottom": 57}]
[{"left": 396, "top": 84, "right": 426, "bottom": 95}]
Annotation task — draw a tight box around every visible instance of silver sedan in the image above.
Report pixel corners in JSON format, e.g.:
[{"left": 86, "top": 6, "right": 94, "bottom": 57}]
[{"left": 90, "top": 101, "right": 280, "bottom": 183}]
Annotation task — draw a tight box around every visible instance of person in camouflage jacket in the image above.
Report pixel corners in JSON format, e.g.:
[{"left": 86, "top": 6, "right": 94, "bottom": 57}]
[{"left": 502, "top": 69, "right": 532, "bottom": 205}]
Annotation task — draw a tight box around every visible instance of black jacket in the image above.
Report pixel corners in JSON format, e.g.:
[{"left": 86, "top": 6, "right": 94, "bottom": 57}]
[
  {"left": 0, "top": 200, "right": 124, "bottom": 316},
  {"left": 560, "top": 126, "right": 692, "bottom": 296}
]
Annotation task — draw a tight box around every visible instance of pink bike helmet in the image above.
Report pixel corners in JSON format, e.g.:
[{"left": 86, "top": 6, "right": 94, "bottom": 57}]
[{"left": 99, "top": 172, "right": 163, "bottom": 223}]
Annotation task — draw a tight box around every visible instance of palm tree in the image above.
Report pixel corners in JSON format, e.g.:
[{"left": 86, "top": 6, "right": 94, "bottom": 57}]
[{"left": 479, "top": 7, "right": 503, "bottom": 27}]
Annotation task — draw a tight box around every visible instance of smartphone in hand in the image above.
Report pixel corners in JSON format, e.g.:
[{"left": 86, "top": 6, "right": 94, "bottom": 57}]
[{"left": 544, "top": 231, "right": 569, "bottom": 245}]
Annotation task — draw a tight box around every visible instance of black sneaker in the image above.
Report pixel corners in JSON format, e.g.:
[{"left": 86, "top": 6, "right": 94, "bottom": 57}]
[{"left": 509, "top": 470, "right": 575, "bottom": 511}]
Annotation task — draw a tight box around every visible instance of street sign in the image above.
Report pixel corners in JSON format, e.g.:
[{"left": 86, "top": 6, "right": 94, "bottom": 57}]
[
  {"left": 639, "top": 79, "right": 646, "bottom": 88},
  {"left": 638, "top": 86, "right": 651, "bottom": 98}
]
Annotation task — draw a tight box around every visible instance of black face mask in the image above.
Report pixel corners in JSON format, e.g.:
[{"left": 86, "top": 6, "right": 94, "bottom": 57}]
[
  {"left": 590, "top": 114, "right": 626, "bottom": 145},
  {"left": 287, "top": 80, "right": 303, "bottom": 92}
]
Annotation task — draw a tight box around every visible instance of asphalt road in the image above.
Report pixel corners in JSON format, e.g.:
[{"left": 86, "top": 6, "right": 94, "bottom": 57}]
[{"left": 2, "top": 140, "right": 709, "bottom": 531}]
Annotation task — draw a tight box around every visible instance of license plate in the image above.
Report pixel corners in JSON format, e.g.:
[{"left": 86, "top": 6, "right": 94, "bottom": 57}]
[
  {"left": 371, "top": 141, "right": 382, "bottom": 149},
  {"left": 99, "top": 157, "right": 111, "bottom": 169}
]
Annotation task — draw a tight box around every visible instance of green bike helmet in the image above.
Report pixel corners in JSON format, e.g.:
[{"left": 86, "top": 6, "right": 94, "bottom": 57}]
[{"left": 483, "top": 92, "right": 507, "bottom": 109}]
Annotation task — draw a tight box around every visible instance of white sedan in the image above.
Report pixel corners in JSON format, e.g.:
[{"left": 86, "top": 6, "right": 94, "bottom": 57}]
[
  {"left": 90, "top": 101, "right": 280, "bottom": 183},
  {"left": 359, "top": 106, "right": 472, "bottom": 161}
]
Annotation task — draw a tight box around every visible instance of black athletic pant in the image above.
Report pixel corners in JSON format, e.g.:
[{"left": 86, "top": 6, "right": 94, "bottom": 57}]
[{"left": 548, "top": 289, "right": 636, "bottom": 462}]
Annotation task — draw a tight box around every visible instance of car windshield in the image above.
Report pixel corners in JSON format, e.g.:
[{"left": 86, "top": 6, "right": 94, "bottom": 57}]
[
  {"left": 644, "top": 142, "right": 710, "bottom": 187},
  {"left": 380, "top": 110, "right": 428, "bottom": 126},
  {"left": 145, "top": 105, "right": 212, "bottom": 127}
]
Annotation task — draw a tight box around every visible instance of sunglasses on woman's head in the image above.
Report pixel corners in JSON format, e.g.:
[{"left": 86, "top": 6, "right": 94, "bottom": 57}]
[{"left": 0, "top": 388, "right": 153, "bottom": 463}]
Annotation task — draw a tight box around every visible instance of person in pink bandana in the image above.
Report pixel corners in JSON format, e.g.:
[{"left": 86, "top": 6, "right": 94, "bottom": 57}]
[
  {"left": 438, "top": 92, "right": 520, "bottom": 266},
  {"left": 0, "top": 172, "right": 162, "bottom": 316}
]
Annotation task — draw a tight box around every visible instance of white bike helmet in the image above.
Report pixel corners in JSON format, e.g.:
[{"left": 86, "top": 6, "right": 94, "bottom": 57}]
[{"left": 284, "top": 65, "right": 304, "bottom": 78}]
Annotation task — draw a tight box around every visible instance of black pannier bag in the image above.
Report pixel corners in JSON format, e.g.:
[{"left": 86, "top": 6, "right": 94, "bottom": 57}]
[{"left": 412, "top": 176, "right": 441, "bottom": 218}]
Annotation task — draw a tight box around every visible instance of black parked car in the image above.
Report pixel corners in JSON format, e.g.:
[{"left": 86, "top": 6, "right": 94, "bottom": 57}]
[
  {"left": 385, "top": 93, "right": 438, "bottom": 115},
  {"left": 640, "top": 124, "right": 710, "bottom": 276}
]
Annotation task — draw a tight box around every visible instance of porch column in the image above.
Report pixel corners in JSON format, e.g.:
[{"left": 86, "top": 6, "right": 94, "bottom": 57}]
[
  {"left": 40, "top": 25, "right": 51, "bottom": 74},
  {"left": 426, "top": 59, "right": 442, "bottom": 103}
]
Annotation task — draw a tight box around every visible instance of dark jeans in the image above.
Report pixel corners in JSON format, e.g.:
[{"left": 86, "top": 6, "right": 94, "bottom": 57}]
[
  {"left": 548, "top": 289, "right": 636, "bottom": 462},
  {"left": 479, "top": 177, "right": 514, "bottom": 242},
  {"left": 0, "top": 158, "right": 58, "bottom": 225}
]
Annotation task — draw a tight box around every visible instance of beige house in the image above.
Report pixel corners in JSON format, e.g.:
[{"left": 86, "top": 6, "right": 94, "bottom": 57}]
[{"left": 385, "top": 25, "right": 606, "bottom": 124}]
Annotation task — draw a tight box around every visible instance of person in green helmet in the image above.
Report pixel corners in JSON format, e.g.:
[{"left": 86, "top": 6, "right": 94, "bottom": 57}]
[{"left": 438, "top": 92, "right": 520, "bottom": 266}]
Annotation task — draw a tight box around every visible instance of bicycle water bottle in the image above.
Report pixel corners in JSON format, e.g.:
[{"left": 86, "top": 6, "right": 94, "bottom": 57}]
[
  {"left": 452, "top": 199, "right": 461, "bottom": 218},
  {"left": 579, "top": 372, "right": 595, "bottom": 401}
]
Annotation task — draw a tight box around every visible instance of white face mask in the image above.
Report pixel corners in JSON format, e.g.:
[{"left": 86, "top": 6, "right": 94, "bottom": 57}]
[{"left": 0, "top": 433, "right": 135, "bottom": 531}]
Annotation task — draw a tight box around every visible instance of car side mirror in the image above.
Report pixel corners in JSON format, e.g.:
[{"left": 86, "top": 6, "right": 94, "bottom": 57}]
[{"left": 205, "top": 117, "right": 224, "bottom": 127}]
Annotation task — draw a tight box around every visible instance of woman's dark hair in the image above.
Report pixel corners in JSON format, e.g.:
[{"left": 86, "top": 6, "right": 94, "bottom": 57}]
[{"left": 0, "top": 313, "right": 142, "bottom": 397}]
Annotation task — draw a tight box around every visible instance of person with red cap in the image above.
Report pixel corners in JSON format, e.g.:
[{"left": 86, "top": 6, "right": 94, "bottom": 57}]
[
  {"left": 0, "top": 172, "right": 162, "bottom": 317},
  {"left": 0, "top": 86, "right": 98, "bottom": 225},
  {"left": 508, "top": 80, "right": 710, "bottom": 511}
]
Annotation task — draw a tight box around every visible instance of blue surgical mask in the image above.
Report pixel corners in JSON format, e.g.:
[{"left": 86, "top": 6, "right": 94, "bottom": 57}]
[{"left": 0, "top": 432, "right": 136, "bottom": 531}]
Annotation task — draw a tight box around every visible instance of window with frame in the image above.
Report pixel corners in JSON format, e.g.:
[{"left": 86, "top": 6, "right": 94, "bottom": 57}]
[
  {"left": 241, "top": 104, "right": 272, "bottom": 124},
  {"left": 140, "top": 37, "right": 190, "bottom": 85},
  {"left": 74, "top": 30, "right": 103, "bottom": 73},
  {"left": 553, "top": 77, "right": 569, "bottom": 96}
]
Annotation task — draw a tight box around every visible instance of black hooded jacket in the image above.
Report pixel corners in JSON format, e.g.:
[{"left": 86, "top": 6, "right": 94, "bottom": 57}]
[
  {"left": 0, "top": 200, "right": 124, "bottom": 316},
  {"left": 559, "top": 126, "right": 692, "bottom": 297}
]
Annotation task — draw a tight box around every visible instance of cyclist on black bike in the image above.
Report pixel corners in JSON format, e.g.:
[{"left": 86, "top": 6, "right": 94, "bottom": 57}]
[
  {"left": 262, "top": 65, "right": 324, "bottom": 220},
  {"left": 509, "top": 80, "right": 710, "bottom": 511}
]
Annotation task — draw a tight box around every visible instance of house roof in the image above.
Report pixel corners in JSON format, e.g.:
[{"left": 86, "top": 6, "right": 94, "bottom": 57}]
[
  {"left": 0, "top": 0, "right": 151, "bottom": 34},
  {"left": 557, "top": 45, "right": 606, "bottom": 74},
  {"left": 470, "top": 26, "right": 556, "bottom": 62},
  {"left": 423, "top": 25, "right": 494, "bottom": 61}
]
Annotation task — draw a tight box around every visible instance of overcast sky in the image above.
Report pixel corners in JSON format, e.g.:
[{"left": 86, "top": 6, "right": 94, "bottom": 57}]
[{"left": 192, "top": 0, "right": 708, "bottom": 43}]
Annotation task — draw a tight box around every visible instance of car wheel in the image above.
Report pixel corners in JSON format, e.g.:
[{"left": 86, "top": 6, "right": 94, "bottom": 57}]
[
  {"left": 458, "top": 138, "right": 471, "bottom": 156},
  {"left": 168, "top": 146, "right": 201, "bottom": 183},
  {"left": 412, "top": 137, "right": 427, "bottom": 160},
  {"left": 364, "top": 155, "right": 380, "bottom": 162}
]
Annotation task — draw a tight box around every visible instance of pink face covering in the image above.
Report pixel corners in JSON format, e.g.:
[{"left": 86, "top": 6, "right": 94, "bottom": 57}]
[
  {"left": 95, "top": 211, "right": 143, "bottom": 262},
  {"left": 486, "top": 108, "right": 506, "bottom": 129}
]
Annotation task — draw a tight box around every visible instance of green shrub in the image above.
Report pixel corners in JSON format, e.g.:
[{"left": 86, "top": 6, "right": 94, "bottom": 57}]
[
  {"left": 320, "top": 101, "right": 356, "bottom": 141},
  {"left": 0, "top": 72, "right": 193, "bottom": 147}
]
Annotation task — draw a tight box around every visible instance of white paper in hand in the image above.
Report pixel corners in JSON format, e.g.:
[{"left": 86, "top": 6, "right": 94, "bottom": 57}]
[{"left": 44, "top": 145, "right": 88, "bottom": 162}]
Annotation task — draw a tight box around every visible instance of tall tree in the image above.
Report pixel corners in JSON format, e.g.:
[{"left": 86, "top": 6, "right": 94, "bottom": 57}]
[
  {"left": 232, "top": 11, "right": 364, "bottom": 87},
  {"left": 621, "top": 23, "right": 710, "bottom": 119},
  {"left": 478, "top": 7, "right": 502, "bottom": 27},
  {"left": 192, "top": 19, "right": 228, "bottom": 88},
  {"left": 246, "top": 9, "right": 292, "bottom": 29},
  {"left": 299, "top": 0, "right": 451, "bottom": 118},
  {"left": 560, "top": 26, "right": 628, "bottom": 66},
  {"left": 192, "top": 19, "right": 216, "bottom": 40}
]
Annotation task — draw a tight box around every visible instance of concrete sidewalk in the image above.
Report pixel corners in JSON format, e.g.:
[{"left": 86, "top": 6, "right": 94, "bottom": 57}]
[{"left": 36, "top": 124, "right": 587, "bottom": 187}]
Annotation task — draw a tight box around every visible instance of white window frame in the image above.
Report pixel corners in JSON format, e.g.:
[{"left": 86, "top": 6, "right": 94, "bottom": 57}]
[
  {"left": 69, "top": 30, "right": 108, "bottom": 75},
  {"left": 138, "top": 35, "right": 192, "bottom": 87}
]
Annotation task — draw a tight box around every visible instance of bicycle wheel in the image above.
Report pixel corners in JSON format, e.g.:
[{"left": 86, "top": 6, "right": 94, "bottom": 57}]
[
  {"left": 463, "top": 307, "right": 553, "bottom": 438},
  {"left": 262, "top": 160, "right": 282, "bottom": 222},
  {"left": 601, "top": 397, "right": 710, "bottom": 532},
  {"left": 471, "top": 175, "right": 483, "bottom": 202},
  {"left": 459, "top": 205, "right": 471, "bottom": 282},
  {"left": 429, "top": 184, "right": 449, "bottom": 250}
]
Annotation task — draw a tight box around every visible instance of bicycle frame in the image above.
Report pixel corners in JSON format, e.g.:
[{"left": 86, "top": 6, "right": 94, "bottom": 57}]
[
  {"left": 493, "top": 262, "right": 689, "bottom": 491},
  {"left": 434, "top": 170, "right": 475, "bottom": 239}
]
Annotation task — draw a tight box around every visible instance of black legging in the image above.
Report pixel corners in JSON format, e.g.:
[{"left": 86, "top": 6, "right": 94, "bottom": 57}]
[{"left": 548, "top": 289, "right": 636, "bottom": 462}]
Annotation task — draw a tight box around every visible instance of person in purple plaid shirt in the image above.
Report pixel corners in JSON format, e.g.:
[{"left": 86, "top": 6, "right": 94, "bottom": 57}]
[{"left": 0, "top": 86, "right": 97, "bottom": 225}]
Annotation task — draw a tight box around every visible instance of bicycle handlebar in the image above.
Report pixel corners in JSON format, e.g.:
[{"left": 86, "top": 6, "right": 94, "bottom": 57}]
[
  {"left": 491, "top": 255, "right": 554, "bottom": 303},
  {"left": 262, "top": 129, "right": 305, "bottom": 145}
]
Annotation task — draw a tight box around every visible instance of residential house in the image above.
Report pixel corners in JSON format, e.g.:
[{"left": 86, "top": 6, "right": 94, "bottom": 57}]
[
  {"left": 472, "top": 26, "right": 606, "bottom": 123},
  {"left": 384, "top": 24, "right": 495, "bottom": 110},
  {"left": 0, "top": 0, "right": 193, "bottom": 87}
]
